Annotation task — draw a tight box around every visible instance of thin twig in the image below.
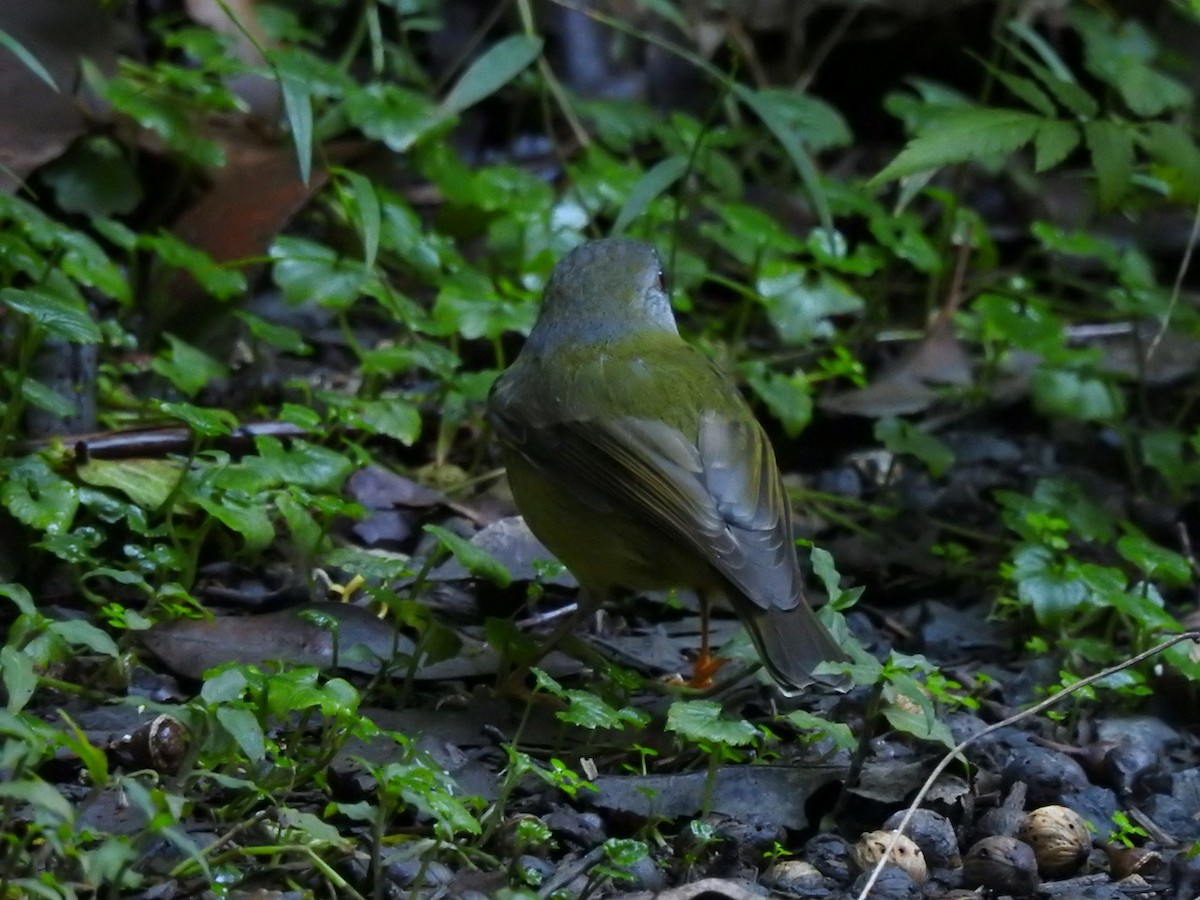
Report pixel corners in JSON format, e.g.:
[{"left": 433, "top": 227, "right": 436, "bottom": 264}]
[{"left": 1147, "top": 196, "right": 1200, "bottom": 363}]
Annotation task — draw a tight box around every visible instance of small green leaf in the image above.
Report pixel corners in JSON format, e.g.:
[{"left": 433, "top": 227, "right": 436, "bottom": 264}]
[
  {"left": 1013, "top": 544, "right": 1090, "bottom": 625},
  {"left": 0, "top": 29, "right": 59, "bottom": 91},
  {"left": 354, "top": 399, "right": 422, "bottom": 445},
  {"left": 278, "top": 70, "right": 313, "bottom": 184},
  {"left": 156, "top": 400, "right": 239, "bottom": 436},
  {"left": 666, "top": 699, "right": 759, "bottom": 747},
  {"left": 871, "top": 107, "right": 1042, "bottom": 185},
  {"left": 340, "top": 169, "right": 381, "bottom": 270},
  {"left": 1, "top": 646, "right": 36, "bottom": 713},
  {"left": 440, "top": 35, "right": 543, "bottom": 117},
  {"left": 151, "top": 335, "right": 229, "bottom": 397},
  {"left": 425, "top": 524, "right": 512, "bottom": 588},
  {"left": 612, "top": 156, "right": 688, "bottom": 235},
  {"left": 77, "top": 458, "right": 183, "bottom": 509},
  {"left": 1, "top": 286, "right": 101, "bottom": 343},
  {"left": 1116, "top": 529, "right": 1192, "bottom": 586},
  {"left": 1, "top": 456, "right": 78, "bottom": 532},
  {"left": 1034, "top": 121, "right": 1080, "bottom": 172},
  {"left": 1084, "top": 119, "right": 1135, "bottom": 209},
  {"left": 216, "top": 706, "right": 266, "bottom": 762},
  {"left": 785, "top": 709, "right": 857, "bottom": 751},
  {"left": 51, "top": 620, "right": 119, "bottom": 657},
  {"left": 1031, "top": 368, "right": 1124, "bottom": 422},
  {"left": 875, "top": 417, "right": 955, "bottom": 478}
]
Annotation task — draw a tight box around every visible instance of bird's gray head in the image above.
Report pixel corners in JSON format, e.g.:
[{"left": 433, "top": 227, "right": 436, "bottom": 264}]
[{"left": 524, "top": 238, "right": 679, "bottom": 353}]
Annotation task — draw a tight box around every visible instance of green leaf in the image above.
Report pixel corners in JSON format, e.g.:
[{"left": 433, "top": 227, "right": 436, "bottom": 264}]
[
  {"left": 882, "top": 683, "right": 955, "bottom": 748},
  {"left": 533, "top": 669, "right": 649, "bottom": 730},
  {"left": 2, "top": 646, "right": 36, "bottom": 713},
  {"left": 340, "top": 169, "right": 381, "bottom": 270},
  {"left": 354, "top": 399, "right": 422, "bottom": 445},
  {"left": 21, "top": 378, "right": 77, "bottom": 418},
  {"left": 785, "top": 710, "right": 856, "bottom": 750},
  {"left": 1034, "top": 121, "right": 1080, "bottom": 172},
  {"left": 216, "top": 706, "right": 266, "bottom": 762},
  {"left": 875, "top": 417, "right": 955, "bottom": 478},
  {"left": 1013, "top": 544, "right": 1090, "bottom": 625},
  {"left": 143, "top": 231, "right": 245, "bottom": 300},
  {"left": 1031, "top": 368, "right": 1124, "bottom": 422},
  {"left": 742, "top": 364, "right": 812, "bottom": 438},
  {"left": 757, "top": 265, "right": 863, "bottom": 343},
  {"left": 734, "top": 84, "right": 833, "bottom": 233},
  {"left": 253, "top": 437, "right": 354, "bottom": 490},
  {"left": 1084, "top": 120, "right": 1134, "bottom": 209},
  {"left": 425, "top": 524, "right": 512, "bottom": 588},
  {"left": 440, "top": 35, "right": 543, "bottom": 117},
  {"left": 76, "top": 458, "right": 183, "bottom": 509},
  {"left": 0, "top": 778, "right": 73, "bottom": 823},
  {"left": 156, "top": 400, "right": 239, "bottom": 436},
  {"left": 1, "top": 286, "right": 101, "bottom": 343},
  {"left": 871, "top": 107, "right": 1043, "bottom": 184},
  {"left": 1, "top": 456, "right": 78, "bottom": 531},
  {"left": 666, "top": 699, "right": 759, "bottom": 747},
  {"left": 612, "top": 156, "right": 689, "bottom": 235},
  {"left": 42, "top": 136, "right": 142, "bottom": 217},
  {"left": 343, "top": 83, "right": 440, "bottom": 153},
  {"left": 151, "top": 335, "right": 230, "bottom": 397},
  {"left": 278, "top": 70, "right": 313, "bottom": 185},
  {"left": 0, "top": 29, "right": 59, "bottom": 91},
  {"left": 1116, "top": 529, "right": 1192, "bottom": 586},
  {"left": 51, "top": 619, "right": 119, "bottom": 657},
  {"left": 202, "top": 668, "right": 248, "bottom": 703}
]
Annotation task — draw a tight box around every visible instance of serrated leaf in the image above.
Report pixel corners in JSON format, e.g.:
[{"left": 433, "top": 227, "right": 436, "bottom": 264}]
[
  {"left": 871, "top": 108, "right": 1042, "bottom": 184},
  {"left": 1000, "top": 33, "right": 1099, "bottom": 118},
  {"left": 612, "top": 156, "right": 689, "bottom": 235},
  {"left": 666, "top": 699, "right": 759, "bottom": 747},
  {"left": 987, "top": 65, "right": 1056, "bottom": 116},
  {"left": 1084, "top": 120, "right": 1134, "bottom": 209},
  {"left": 354, "top": 399, "right": 422, "bottom": 445},
  {"left": 440, "top": 35, "right": 543, "bottom": 117},
  {"left": 1034, "top": 120, "right": 1080, "bottom": 172}
]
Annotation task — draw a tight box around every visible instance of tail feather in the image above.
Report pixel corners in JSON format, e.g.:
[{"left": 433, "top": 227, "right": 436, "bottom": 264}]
[{"left": 743, "top": 599, "right": 851, "bottom": 695}]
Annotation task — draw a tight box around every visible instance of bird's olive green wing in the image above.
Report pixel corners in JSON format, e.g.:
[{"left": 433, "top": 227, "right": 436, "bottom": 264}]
[{"left": 492, "top": 392, "right": 802, "bottom": 613}]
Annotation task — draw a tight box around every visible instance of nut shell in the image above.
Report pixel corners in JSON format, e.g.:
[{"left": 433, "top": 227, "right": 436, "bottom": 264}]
[
  {"left": 1018, "top": 804, "right": 1090, "bottom": 878},
  {"left": 852, "top": 829, "right": 928, "bottom": 883},
  {"left": 963, "top": 835, "right": 1039, "bottom": 896}
]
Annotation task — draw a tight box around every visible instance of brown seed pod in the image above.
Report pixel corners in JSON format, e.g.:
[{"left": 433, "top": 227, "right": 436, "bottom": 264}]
[
  {"left": 851, "top": 829, "right": 928, "bottom": 883},
  {"left": 963, "top": 835, "right": 1039, "bottom": 896},
  {"left": 1018, "top": 804, "right": 1091, "bottom": 878},
  {"left": 1101, "top": 843, "right": 1164, "bottom": 881}
]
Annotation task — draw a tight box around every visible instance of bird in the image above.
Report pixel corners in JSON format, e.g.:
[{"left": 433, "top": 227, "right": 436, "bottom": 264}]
[{"left": 487, "top": 237, "right": 849, "bottom": 693}]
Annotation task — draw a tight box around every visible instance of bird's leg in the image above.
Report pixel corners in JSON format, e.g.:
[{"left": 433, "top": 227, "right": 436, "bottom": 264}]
[{"left": 690, "top": 588, "right": 726, "bottom": 689}]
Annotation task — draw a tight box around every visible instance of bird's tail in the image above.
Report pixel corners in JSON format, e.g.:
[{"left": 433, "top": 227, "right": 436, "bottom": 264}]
[{"left": 743, "top": 598, "right": 851, "bottom": 695}]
